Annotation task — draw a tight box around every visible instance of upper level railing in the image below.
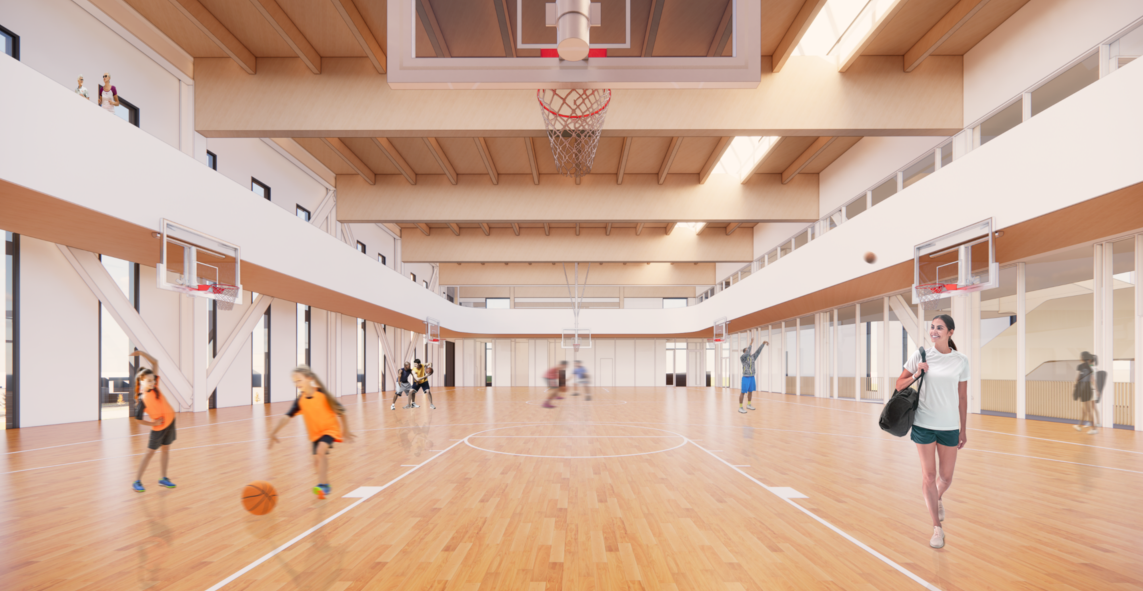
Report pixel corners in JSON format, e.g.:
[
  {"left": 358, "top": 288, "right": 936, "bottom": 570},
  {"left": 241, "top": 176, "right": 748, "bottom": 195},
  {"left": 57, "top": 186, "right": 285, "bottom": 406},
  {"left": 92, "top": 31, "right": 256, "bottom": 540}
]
[{"left": 700, "top": 17, "right": 1143, "bottom": 304}]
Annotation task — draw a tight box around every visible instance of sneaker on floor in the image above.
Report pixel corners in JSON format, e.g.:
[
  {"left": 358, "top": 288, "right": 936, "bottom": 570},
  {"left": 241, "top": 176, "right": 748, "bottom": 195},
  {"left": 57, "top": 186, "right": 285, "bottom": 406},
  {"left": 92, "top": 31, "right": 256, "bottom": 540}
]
[
  {"left": 402, "top": 404, "right": 411, "bottom": 409},
  {"left": 313, "top": 484, "right": 329, "bottom": 500},
  {"left": 938, "top": 500, "right": 944, "bottom": 521},
  {"left": 132, "top": 480, "right": 145, "bottom": 493},
  {"left": 929, "top": 527, "right": 945, "bottom": 549},
  {"left": 572, "top": 392, "right": 580, "bottom": 396},
  {"left": 391, "top": 403, "right": 396, "bottom": 410},
  {"left": 746, "top": 404, "right": 756, "bottom": 410},
  {"left": 738, "top": 407, "right": 747, "bottom": 414},
  {"left": 542, "top": 401, "right": 556, "bottom": 409},
  {"left": 1074, "top": 424, "right": 1085, "bottom": 431},
  {"left": 430, "top": 404, "right": 436, "bottom": 409},
  {"left": 158, "top": 477, "right": 176, "bottom": 489},
  {"left": 1088, "top": 428, "right": 1100, "bottom": 434},
  {"left": 412, "top": 403, "right": 420, "bottom": 408}
]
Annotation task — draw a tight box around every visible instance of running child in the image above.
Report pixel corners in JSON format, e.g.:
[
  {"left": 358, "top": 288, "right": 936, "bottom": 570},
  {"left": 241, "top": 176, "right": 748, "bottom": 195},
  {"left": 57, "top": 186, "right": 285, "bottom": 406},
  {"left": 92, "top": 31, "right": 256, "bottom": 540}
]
[
  {"left": 269, "top": 365, "right": 355, "bottom": 499},
  {"left": 129, "top": 351, "right": 177, "bottom": 492},
  {"left": 411, "top": 359, "right": 435, "bottom": 409},
  {"left": 392, "top": 361, "right": 413, "bottom": 410},
  {"left": 573, "top": 360, "right": 590, "bottom": 400},
  {"left": 542, "top": 361, "right": 568, "bottom": 408},
  {"left": 739, "top": 338, "right": 767, "bottom": 413}
]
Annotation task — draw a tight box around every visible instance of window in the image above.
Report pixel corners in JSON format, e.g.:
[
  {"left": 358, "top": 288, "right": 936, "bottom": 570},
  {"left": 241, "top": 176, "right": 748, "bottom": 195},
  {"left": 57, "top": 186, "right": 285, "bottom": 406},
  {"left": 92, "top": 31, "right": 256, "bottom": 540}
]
[
  {"left": 251, "top": 178, "right": 270, "bottom": 201},
  {"left": 297, "top": 304, "right": 310, "bottom": 369},
  {"left": 378, "top": 254, "right": 386, "bottom": 266},
  {"left": 485, "top": 342, "right": 493, "bottom": 387},
  {"left": 664, "top": 298, "right": 688, "bottom": 308},
  {"left": 98, "top": 256, "right": 138, "bottom": 420},
  {"left": 296, "top": 205, "right": 310, "bottom": 221},
  {"left": 114, "top": 97, "right": 140, "bottom": 128},
  {"left": 252, "top": 306, "right": 270, "bottom": 404},
  {"left": 3, "top": 232, "right": 18, "bottom": 429},
  {"left": 978, "top": 100, "right": 1023, "bottom": 147},
  {"left": 486, "top": 298, "right": 510, "bottom": 309},
  {"left": 206, "top": 151, "right": 217, "bottom": 171},
  {"left": 410, "top": 273, "right": 416, "bottom": 282},
  {"left": 423, "top": 280, "right": 429, "bottom": 289},
  {"left": 207, "top": 297, "right": 217, "bottom": 409},
  {"left": 357, "top": 241, "right": 366, "bottom": 254},
  {"left": 1, "top": 24, "right": 20, "bottom": 60},
  {"left": 1031, "top": 53, "right": 1099, "bottom": 117}
]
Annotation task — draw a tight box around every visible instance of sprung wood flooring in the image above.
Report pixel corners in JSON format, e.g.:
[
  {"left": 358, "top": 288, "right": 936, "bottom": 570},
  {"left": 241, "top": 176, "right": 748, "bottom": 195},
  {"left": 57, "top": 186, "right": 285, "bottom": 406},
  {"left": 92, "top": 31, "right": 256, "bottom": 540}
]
[{"left": 2, "top": 387, "right": 1141, "bottom": 590}]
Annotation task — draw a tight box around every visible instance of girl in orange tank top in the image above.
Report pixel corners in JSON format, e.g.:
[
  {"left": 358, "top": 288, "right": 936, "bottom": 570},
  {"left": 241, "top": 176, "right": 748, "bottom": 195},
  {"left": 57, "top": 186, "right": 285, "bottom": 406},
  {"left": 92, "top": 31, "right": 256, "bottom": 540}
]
[{"left": 269, "top": 366, "right": 355, "bottom": 499}]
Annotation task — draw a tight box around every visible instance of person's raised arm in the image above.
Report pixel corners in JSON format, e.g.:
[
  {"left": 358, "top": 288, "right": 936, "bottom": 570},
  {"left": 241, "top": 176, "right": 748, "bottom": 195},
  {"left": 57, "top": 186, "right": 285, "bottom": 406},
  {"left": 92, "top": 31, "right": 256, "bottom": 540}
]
[
  {"left": 753, "top": 341, "right": 768, "bottom": 359},
  {"left": 129, "top": 351, "right": 159, "bottom": 375}
]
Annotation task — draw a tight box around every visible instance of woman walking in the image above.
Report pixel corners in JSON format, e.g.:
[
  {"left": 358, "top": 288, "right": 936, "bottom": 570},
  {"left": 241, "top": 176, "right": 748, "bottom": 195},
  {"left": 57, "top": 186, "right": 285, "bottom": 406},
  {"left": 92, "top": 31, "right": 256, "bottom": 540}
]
[
  {"left": 1073, "top": 352, "right": 1101, "bottom": 434},
  {"left": 895, "top": 314, "right": 969, "bottom": 549}
]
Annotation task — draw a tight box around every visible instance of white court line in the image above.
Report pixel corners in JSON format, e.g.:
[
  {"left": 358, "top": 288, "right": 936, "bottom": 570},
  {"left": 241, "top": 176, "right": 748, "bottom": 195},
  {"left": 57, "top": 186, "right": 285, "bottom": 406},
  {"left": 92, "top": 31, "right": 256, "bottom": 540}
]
[
  {"left": 204, "top": 436, "right": 467, "bottom": 591},
  {"left": 400, "top": 465, "right": 420, "bottom": 467},
  {"left": 465, "top": 424, "right": 688, "bottom": 459},
  {"left": 2, "top": 415, "right": 274, "bottom": 455},
  {"left": 688, "top": 440, "right": 941, "bottom": 590},
  {"left": 471, "top": 435, "right": 678, "bottom": 438},
  {"left": 970, "top": 448, "right": 1143, "bottom": 475},
  {"left": 972, "top": 428, "right": 1143, "bottom": 455}
]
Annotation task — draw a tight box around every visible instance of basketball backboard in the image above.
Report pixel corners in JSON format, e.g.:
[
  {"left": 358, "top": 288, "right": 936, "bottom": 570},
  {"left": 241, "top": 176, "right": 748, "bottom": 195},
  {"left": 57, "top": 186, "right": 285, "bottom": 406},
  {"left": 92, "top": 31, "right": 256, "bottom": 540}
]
[
  {"left": 562, "top": 328, "right": 592, "bottom": 349},
  {"left": 156, "top": 219, "right": 243, "bottom": 309},
  {"left": 913, "top": 218, "right": 998, "bottom": 306},
  {"left": 425, "top": 317, "right": 441, "bottom": 343},
  {"left": 713, "top": 317, "right": 728, "bottom": 342}
]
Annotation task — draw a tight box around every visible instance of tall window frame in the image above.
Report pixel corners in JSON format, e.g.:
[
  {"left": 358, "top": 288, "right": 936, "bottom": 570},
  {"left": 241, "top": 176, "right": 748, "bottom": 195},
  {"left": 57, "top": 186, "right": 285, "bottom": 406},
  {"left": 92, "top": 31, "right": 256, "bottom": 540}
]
[
  {"left": 297, "top": 304, "right": 310, "bottom": 368},
  {"left": 114, "top": 97, "right": 141, "bottom": 128},
  {"left": 252, "top": 305, "right": 271, "bottom": 404},
  {"left": 97, "top": 256, "right": 139, "bottom": 420},
  {"left": 357, "top": 318, "right": 366, "bottom": 395},
  {"left": 4, "top": 232, "right": 19, "bottom": 429},
  {"left": 356, "top": 241, "right": 366, "bottom": 255},
  {"left": 251, "top": 178, "right": 271, "bottom": 201},
  {"left": 1, "top": 24, "right": 20, "bottom": 60},
  {"left": 206, "top": 151, "right": 217, "bottom": 171},
  {"left": 296, "top": 205, "right": 310, "bottom": 222},
  {"left": 378, "top": 254, "right": 387, "bottom": 266}
]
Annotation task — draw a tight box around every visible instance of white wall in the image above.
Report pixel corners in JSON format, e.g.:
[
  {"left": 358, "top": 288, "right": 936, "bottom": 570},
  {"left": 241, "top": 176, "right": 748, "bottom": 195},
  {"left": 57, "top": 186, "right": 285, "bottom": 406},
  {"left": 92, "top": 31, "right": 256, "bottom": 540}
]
[
  {"left": 819, "top": 137, "right": 947, "bottom": 216},
  {"left": 19, "top": 238, "right": 100, "bottom": 427},
  {"left": 215, "top": 337, "right": 251, "bottom": 408},
  {"left": 0, "top": 0, "right": 181, "bottom": 149},
  {"left": 206, "top": 138, "right": 327, "bottom": 217},
  {"left": 753, "top": 223, "right": 805, "bottom": 258},
  {"left": 964, "top": 0, "right": 1143, "bottom": 124},
  {"left": 269, "top": 299, "right": 297, "bottom": 403},
  {"left": 494, "top": 339, "right": 511, "bottom": 387}
]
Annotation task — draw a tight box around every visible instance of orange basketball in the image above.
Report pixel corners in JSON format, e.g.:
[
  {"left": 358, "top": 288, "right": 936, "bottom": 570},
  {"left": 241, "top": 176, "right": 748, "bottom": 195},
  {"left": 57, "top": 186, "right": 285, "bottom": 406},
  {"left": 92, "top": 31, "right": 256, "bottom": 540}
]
[{"left": 242, "top": 481, "right": 277, "bottom": 515}]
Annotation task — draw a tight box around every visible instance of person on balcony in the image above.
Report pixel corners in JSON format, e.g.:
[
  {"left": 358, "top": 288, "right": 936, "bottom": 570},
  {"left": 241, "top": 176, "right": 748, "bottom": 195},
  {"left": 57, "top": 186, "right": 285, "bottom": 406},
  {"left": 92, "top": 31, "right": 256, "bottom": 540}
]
[{"left": 98, "top": 73, "right": 119, "bottom": 114}]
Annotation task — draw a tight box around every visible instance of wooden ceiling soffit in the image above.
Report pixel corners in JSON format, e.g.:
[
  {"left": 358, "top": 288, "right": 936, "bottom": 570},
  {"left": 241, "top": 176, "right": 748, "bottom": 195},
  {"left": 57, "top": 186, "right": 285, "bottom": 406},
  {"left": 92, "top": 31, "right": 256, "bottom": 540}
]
[
  {"left": 474, "top": 138, "right": 499, "bottom": 185},
  {"left": 166, "top": 0, "right": 256, "bottom": 74},
  {"left": 248, "top": 0, "right": 320, "bottom": 74},
  {"left": 904, "top": 0, "right": 990, "bottom": 73},
  {"left": 86, "top": 0, "right": 194, "bottom": 79},
  {"left": 636, "top": 222, "right": 645, "bottom": 236},
  {"left": 494, "top": 0, "right": 516, "bottom": 57},
  {"left": 416, "top": 0, "right": 451, "bottom": 58},
  {"left": 726, "top": 223, "right": 741, "bottom": 235},
  {"left": 415, "top": 223, "right": 431, "bottom": 236},
  {"left": 321, "top": 138, "right": 375, "bottom": 184},
  {"left": 480, "top": 223, "right": 491, "bottom": 236},
  {"left": 707, "top": 1, "right": 734, "bottom": 57},
  {"left": 512, "top": 223, "right": 520, "bottom": 236},
  {"left": 665, "top": 222, "right": 677, "bottom": 235},
  {"left": 424, "top": 138, "right": 458, "bottom": 184},
  {"left": 617, "top": 137, "right": 633, "bottom": 185},
  {"left": 524, "top": 138, "right": 540, "bottom": 185},
  {"left": 448, "top": 223, "right": 461, "bottom": 236},
  {"left": 838, "top": 0, "right": 909, "bottom": 73},
  {"left": 772, "top": 0, "right": 829, "bottom": 73},
  {"left": 699, "top": 137, "right": 733, "bottom": 184},
  {"left": 371, "top": 138, "right": 416, "bottom": 184},
  {"left": 782, "top": 136, "right": 836, "bottom": 184},
  {"left": 330, "top": 0, "right": 386, "bottom": 74},
  {"left": 658, "top": 137, "right": 682, "bottom": 185}
]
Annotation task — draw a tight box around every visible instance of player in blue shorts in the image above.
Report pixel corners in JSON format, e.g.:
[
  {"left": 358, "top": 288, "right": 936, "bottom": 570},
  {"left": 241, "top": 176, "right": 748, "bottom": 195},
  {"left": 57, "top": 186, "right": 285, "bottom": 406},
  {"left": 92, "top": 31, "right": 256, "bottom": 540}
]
[{"left": 739, "top": 338, "right": 767, "bottom": 414}]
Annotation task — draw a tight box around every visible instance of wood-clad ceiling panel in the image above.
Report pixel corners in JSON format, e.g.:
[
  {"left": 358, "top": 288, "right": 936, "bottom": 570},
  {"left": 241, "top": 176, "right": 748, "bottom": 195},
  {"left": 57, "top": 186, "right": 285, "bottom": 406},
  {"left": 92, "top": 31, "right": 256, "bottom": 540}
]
[
  {"left": 800, "top": 136, "right": 861, "bottom": 174},
  {"left": 484, "top": 138, "right": 532, "bottom": 174},
  {"left": 933, "top": 0, "right": 1032, "bottom": 55},
  {"left": 862, "top": 0, "right": 961, "bottom": 55},
  {"left": 753, "top": 136, "right": 817, "bottom": 174},
  {"left": 671, "top": 137, "right": 721, "bottom": 174},
  {"left": 388, "top": 138, "right": 447, "bottom": 175},
  {"left": 653, "top": 0, "right": 732, "bottom": 56},
  {"left": 436, "top": 138, "right": 488, "bottom": 174},
  {"left": 340, "top": 138, "right": 400, "bottom": 175},
  {"left": 415, "top": 13, "right": 438, "bottom": 57},
  {"left": 276, "top": 0, "right": 367, "bottom": 57},
  {"left": 758, "top": 0, "right": 807, "bottom": 55},
  {"left": 122, "top": 0, "right": 228, "bottom": 57},
  {"left": 352, "top": 0, "right": 388, "bottom": 48},
  {"left": 590, "top": 137, "right": 626, "bottom": 174},
  {"left": 198, "top": 0, "right": 296, "bottom": 57},
  {"left": 429, "top": 0, "right": 509, "bottom": 57},
  {"left": 294, "top": 138, "right": 355, "bottom": 175},
  {"left": 603, "top": 0, "right": 653, "bottom": 57},
  {"left": 624, "top": 137, "right": 673, "bottom": 173},
  {"left": 533, "top": 139, "right": 559, "bottom": 174}
]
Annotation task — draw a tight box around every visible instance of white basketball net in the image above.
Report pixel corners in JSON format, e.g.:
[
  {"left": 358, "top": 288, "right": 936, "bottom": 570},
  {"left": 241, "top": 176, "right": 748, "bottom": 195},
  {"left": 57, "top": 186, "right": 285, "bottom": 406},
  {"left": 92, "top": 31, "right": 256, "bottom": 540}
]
[{"left": 537, "top": 89, "right": 612, "bottom": 181}]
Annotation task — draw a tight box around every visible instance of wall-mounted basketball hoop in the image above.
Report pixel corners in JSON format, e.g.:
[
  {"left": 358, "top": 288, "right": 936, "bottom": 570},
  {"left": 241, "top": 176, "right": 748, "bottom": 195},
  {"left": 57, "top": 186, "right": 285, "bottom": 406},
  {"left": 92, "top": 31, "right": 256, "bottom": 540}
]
[
  {"left": 155, "top": 219, "right": 242, "bottom": 310},
  {"left": 425, "top": 317, "right": 441, "bottom": 343}
]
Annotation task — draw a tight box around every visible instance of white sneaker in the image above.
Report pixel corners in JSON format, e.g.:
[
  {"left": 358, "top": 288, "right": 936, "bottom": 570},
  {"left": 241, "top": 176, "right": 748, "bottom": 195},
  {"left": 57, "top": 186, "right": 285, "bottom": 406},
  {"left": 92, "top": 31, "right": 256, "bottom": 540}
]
[
  {"left": 1088, "top": 428, "right": 1099, "bottom": 434},
  {"left": 738, "top": 407, "right": 747, "bottom": 414},
  {"left": 746, "top": 404, "right": 756, "bottom": 410},
  {"left": 938, "top": 500, "right": 944, "bottom": 522},
  {"left": 1074, "top": 424, "right": 1085, "bottom": 431},
  {"left": 391, "top": 404, "right": 396, "bottom": 410},
  {"left": 412, "top": 403, "right": 420, "bottom": 408},
  {"left": 929, "top": 527, "right": 945, "bottom": 549},
  {"left": 430, "top": 404, "right": 436, "bottom": 409}
]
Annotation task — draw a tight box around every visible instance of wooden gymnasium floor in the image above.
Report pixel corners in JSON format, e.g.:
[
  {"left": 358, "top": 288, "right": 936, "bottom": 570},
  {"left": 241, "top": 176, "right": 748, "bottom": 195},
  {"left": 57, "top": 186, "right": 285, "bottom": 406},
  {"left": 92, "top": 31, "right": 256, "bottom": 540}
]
[{"left": 2, "top": 387, "right": 1141, "bottom": 591}]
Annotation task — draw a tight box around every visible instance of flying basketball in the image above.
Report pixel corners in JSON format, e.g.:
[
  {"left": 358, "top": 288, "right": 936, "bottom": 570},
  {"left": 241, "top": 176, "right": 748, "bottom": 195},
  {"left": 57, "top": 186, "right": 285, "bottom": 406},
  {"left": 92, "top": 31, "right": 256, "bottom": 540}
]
[
  {"left": 864, "top": 252, "right": 877, "bottom": 264},
  {"left": 242, "top": 481, "right": 277, "bottom": 516}
]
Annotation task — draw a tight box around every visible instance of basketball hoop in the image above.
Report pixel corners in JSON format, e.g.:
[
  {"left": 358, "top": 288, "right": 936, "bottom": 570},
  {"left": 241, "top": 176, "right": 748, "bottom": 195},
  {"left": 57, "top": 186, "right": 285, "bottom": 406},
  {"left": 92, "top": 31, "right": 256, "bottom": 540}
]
[
  {"left": 537, "top": 89, "right": 611, "bottom": 181},
  {"left": 915, "top": 283, "right": 963, "bottom": 309},
  {"left": 197, "top": 283, "right": 239, "bottom": 311}
]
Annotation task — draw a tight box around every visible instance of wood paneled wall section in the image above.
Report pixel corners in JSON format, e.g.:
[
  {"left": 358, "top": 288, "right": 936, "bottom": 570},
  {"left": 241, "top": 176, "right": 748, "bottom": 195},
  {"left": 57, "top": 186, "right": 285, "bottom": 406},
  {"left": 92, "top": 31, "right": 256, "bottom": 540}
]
[
  {"left": 982, "top": 379, "right": 1017, "bottom": 414},
  {"left": 837, "top": 376, "right": 856, "bottom": 398},
  {"left": 1115, "top": 382, "right": 1134, "bottom": 426},
  {"left": 1027, "top": 381, "right": 1082, "bottom": 420}
]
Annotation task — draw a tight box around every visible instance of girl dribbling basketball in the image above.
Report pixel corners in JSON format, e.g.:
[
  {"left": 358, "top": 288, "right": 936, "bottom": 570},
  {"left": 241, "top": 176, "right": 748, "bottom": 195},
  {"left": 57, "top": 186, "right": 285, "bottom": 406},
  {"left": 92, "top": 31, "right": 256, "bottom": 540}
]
[
  {"left": 269, "top": 366, "right": 355, "bottom": 499},
  {"left": 129, "top": 351, "right": 178, "bottom": 493},
  {"left": 895, "top": 314, "right": 969, "bottom": 549}
]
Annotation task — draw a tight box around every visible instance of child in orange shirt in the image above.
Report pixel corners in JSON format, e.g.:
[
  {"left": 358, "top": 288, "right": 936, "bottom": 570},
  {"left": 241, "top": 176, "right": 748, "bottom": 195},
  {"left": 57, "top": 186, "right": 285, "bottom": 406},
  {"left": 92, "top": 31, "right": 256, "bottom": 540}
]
[
  {"left": 130, "top": 351, "right": 177, "bottom": 493},
  {"left": 269, "top": 366, "right": 355, "bottom": 499}
]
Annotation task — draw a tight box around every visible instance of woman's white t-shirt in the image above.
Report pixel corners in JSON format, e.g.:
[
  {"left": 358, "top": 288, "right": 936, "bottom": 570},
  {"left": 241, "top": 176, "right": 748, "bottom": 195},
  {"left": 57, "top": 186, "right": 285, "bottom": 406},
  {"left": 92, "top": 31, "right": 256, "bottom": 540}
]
[{"left": 903, "top": 346, "right": 970, "bottom": 431}]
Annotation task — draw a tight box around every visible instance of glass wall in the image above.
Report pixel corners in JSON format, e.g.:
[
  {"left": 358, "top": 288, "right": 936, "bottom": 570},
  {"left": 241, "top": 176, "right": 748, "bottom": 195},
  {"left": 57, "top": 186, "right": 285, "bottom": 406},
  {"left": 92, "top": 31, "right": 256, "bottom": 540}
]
[
  {"left": 979, "top": 100, "right": 1022, "bottom": 146},
  {"left": 1024, "top": 245, "right": 1093, "bottom": 421},
  {"left": 720, "top": 340, "right": 730, "bottom": 387},
  {"left": 860, "top": 300, "right": 883, "bottom": 400},
  {"left": 252, "top": 308, "right": 270, "bottom": 403},
  {"left": 99, "top": 256, "right": 137, "bottom": 420},
  {"left": 1031, "top": 53, "right": 1098, "bottom": 117},
  {"left": 799, "top": 315, "right": 814, "bottom": 395},
  {"left": 837, "top": 306, "right": 857, "bottom": 398},
  {"left": 297, "top": 304, "right": 310, "bottom": 367},
  {"left": 1111, "top": 238, "right": 1135, "bottom": 427},
  {"left": 981, "top": 266, "right": 1018, "bottom": 415},
  {"left": 705, "top": 342, "right": 715, "bottom": 387}
]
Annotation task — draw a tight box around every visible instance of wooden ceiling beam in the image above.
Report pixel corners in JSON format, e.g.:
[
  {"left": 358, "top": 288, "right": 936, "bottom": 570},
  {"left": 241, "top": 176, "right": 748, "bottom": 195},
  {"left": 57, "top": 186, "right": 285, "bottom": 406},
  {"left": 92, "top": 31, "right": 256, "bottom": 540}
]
[
  {"left": 524, "top": 138, "right": 540, "bottom": 185},
  {"left": 416, "top": 0, "right": 451, "bottom": 58},
  {"left": 773, "top": 0, "right": 828, "bottom": 73},
  {"left": 166, "top": 0, "right": 255, "bottom": 74},
  {"left": 371, "top": 138, "right": 416, "bottom": 185},
  {"left": 838, "top": 0, "right": 909, "bottom": 73},
  {"left": 665, "top": 222, "right": 677, "bottom": 235},
  {"left": 248, "top": 0, "right": 320, "bottom": 74},
  {"left": 617, "top": 137, "right": 632, "bottom": 185},
  {"left": 658, "top": 137, "right": 682, "bottom": 185},
  {"left": 423, "top": 138, "right": 458, "bottom": 184},
  {"left": 494, "top": 0, "right": 516, "bottom": 57},
  {"left": 605, "top": 223, "right": 612, "bottom": 236},
  {"left": 511, "top": 223, "right": 520, "bottom": 236},
  {"left": 782, "top": 136, "right": 836, "bottom": 184},
  {"left": 474, "top": 138, "right": 499, "bottom": 185},
  {"left": 726, "top": 223, "right": 742, "bottom": 235},
  {"left": 642, "top": 0, "right": 664, "bottom": 56},
  {"left": 330, "top": 0, "right": 386, "bottom": 74},
  {"left": 699, "top": 137, "right": 733, "bottom": 185},
  {"left": 403, "top": 229, "right": 753, "bottom": 263},
  {"left": 415, "top": 223, "right": 431, "bottom": 236},
  {"left": 544, "top": 223, "right": 550, "bottom": 236},
  {"left": 707, "top": 0, "right": 734, "bottom": 57},
  {"left": 448, "top": 223, "right": 460, "bottom": 236},
  {"left": 905, "top": 0, "right": 991, "bottom": 73},
  {"left": 575, "top": 223, "right": 580, "bottom": 236},
  {"left": 320, "top": 138, "right": 375, "bottom": 185},
  {"left": 636, "top": 223, "right": 645, "bottom": 236},
  {"left": 480, "top": 223, "right": 491, "bottom": 236}
]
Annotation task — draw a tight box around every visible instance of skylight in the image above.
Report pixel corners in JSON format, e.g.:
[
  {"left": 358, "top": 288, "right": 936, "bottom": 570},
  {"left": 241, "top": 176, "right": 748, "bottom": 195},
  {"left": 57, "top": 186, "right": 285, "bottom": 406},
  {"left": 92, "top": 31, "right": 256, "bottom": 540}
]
[
  {"left": 713, "top": 136, "right": 779, "bottom": 182},
  {"left": 794, "top": 0, "right": 870, "bottom": 57}
]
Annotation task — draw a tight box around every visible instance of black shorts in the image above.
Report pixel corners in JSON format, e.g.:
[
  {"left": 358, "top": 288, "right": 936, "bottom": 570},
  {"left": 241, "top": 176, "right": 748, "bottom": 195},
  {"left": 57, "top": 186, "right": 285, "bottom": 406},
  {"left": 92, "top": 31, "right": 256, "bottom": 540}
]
[
  {"left": 412, "top": 381, "right": 431, "bottom": 393},
  {"left": 312, "top": 434, "right": 335, "bottom": 454},
  {"left": 147, "top": 421, "right": 177, "bottom": 450}
]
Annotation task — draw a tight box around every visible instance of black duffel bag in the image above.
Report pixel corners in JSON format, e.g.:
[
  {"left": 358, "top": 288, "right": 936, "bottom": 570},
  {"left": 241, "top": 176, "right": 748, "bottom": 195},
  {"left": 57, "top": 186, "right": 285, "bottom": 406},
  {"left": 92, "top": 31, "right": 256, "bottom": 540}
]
[{"left": 879, "top": 347, "right": 926, "bottom": 437}]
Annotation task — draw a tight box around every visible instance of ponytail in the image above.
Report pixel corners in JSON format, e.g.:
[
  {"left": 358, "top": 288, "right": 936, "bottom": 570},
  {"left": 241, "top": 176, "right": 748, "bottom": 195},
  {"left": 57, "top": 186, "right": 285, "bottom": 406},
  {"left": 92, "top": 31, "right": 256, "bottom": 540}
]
[
  {"left": 935, "top": 314, "right": 958, "bottom": 351},
  {"left": 947, "top": 338, "right": 957, "bottom": 351}
]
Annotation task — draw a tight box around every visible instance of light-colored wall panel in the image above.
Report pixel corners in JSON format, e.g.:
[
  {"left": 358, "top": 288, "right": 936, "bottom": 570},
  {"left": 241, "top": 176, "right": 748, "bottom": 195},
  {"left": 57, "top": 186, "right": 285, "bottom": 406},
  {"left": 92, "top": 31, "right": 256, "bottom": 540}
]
[
  {"left": 615, "top": 340, "right": 636, "bottom": 387},
  {"left": 342, "top": 314, "right": 358, "bottom": 397},
  {"left": 494, "top": 339, "right": 512, "bottom": 387},
  {"left": 442, "top": 263, "right": 714, "bottom": 286},
  {"left": 513, "top": 339, "right": 529, "bottom": 387},
  {"left": 208, "top": 138, "right": 327, "bottom": 217},
  {"left": 635, "top": 340, "right": 656, "bottom": 386},
  {"left": 216, "top": 336, "right": 252, "bottom": 408},
  {"left": 139, "top": 264, "right": 182, "bottom": 368},
  {"left": 819, "top": 136, "right": 946, "bottom": 217}
]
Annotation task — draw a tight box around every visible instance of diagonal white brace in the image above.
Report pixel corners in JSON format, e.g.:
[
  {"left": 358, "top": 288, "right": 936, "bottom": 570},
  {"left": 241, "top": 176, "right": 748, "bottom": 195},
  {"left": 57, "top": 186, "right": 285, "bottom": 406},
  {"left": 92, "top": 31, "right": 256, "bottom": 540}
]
[{"left": 206, "top": 294, "right": 272, "bottom": 393}]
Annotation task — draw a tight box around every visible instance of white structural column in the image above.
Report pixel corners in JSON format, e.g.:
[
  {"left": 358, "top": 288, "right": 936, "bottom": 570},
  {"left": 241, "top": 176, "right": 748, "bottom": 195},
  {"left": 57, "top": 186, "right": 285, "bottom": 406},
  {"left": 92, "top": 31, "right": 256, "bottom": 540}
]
[
  {"left": 191, "top": 296, "right": 209, "bottom": 411},
  {"left": 854, "top": 302, "right": 863, "bottom": 400},
  {"left": 882, "top": 297, "right": 890, "bottom": 402},
  {"left": 1016, "top": 262, "right": 1027, "bottom": 419},
  {"left": 1099, "top": 242, "right": 1116, "bottom": 428},
  {"left": 779, "top": 321, "right": 786, "bottom": 394},
  {"left": 794, "top": 317, "right": 801, "bottom": 396},
  {"left": 1137, "top": 235, "right": 1143, "bottom": 430},
  {"left": 832, "top": 309, "right": 839, "bottom": 398}
]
